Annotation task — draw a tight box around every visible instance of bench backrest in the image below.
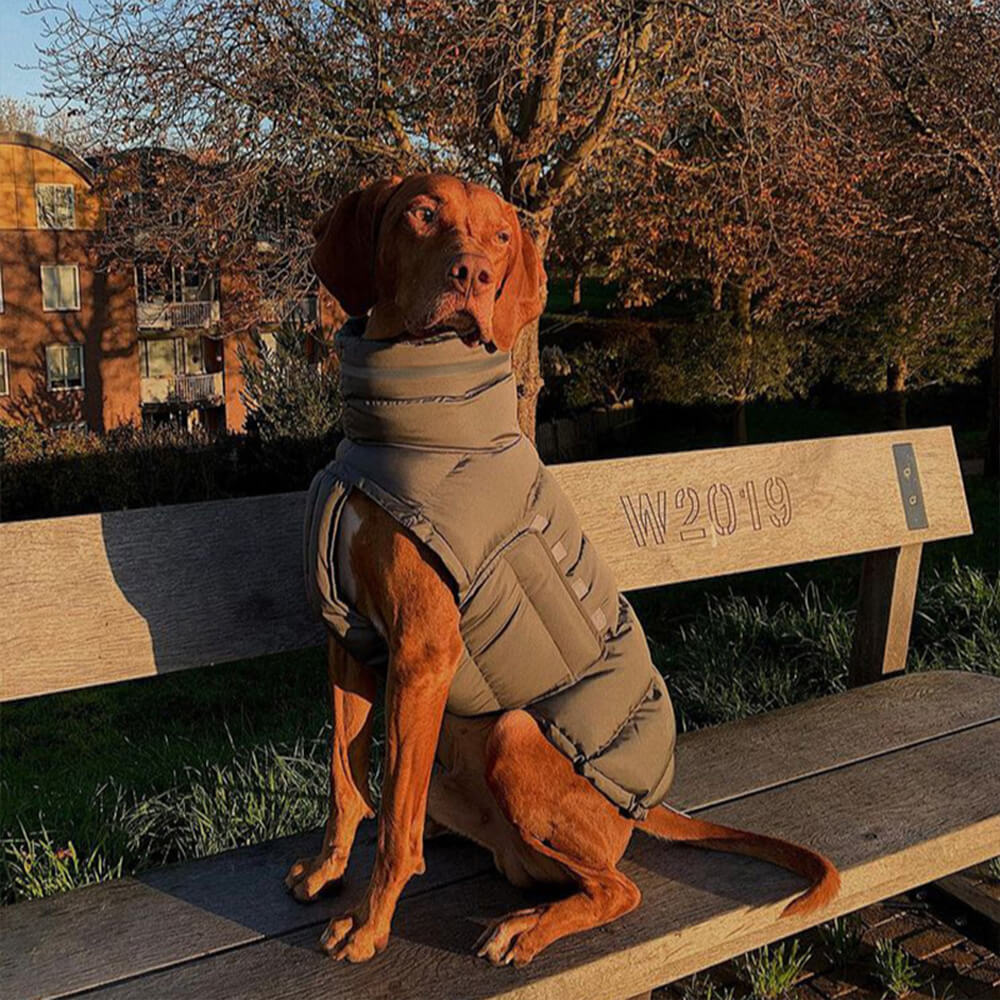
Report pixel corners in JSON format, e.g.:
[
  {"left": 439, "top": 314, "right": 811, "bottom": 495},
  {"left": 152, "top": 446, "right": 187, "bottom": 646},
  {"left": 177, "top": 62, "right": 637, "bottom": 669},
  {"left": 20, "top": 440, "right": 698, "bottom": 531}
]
[{"left": 0, "top": 426, "right": 970, "bottom": 702}]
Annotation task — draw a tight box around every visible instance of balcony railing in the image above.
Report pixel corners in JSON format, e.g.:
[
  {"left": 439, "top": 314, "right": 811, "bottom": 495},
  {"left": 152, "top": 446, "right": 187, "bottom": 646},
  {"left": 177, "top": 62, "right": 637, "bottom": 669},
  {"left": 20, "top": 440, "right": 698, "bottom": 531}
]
[
  {"left": 174, "top": 372, "right": 224, "bottom": 403},
  {"left": 140, "top": 372, "right": 224, "bottom": 406},
  {"left": 136, "top": 300, "right": 221, "bottom": 330}
]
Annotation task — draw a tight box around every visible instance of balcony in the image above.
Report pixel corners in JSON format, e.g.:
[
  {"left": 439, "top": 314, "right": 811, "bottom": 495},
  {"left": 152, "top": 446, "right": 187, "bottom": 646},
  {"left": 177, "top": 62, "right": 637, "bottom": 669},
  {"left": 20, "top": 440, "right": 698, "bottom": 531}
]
[
  {"left": 140, "top": 372, "right": 224, "bottom": 406},
  {"left": 137, "top": 301, "right": 221, "bottom": 330},
  {"left": 259, "top": 296, "right": 318, "bottom": 326}
]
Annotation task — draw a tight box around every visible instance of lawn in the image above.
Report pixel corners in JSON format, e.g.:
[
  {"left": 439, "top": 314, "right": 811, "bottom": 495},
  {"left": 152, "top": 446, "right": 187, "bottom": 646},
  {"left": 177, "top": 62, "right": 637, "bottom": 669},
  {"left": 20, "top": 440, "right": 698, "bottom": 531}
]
[{"left": 1, "top": 399, "right": 997, "bottom": 902}]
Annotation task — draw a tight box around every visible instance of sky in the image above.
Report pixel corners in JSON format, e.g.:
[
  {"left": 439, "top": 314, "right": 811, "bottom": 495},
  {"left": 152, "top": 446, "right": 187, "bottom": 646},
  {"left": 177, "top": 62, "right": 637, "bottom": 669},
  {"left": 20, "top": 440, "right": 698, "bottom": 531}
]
[{"left": 0, "top": 4, "right": 94, "bottom": 105}]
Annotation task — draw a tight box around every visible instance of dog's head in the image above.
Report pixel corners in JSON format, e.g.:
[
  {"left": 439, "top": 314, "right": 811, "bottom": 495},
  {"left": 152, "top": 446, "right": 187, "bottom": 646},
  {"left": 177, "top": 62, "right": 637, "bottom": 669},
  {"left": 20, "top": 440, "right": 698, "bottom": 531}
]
[{"left": 311, "top": 174, "right": 545, "bottom": 352}]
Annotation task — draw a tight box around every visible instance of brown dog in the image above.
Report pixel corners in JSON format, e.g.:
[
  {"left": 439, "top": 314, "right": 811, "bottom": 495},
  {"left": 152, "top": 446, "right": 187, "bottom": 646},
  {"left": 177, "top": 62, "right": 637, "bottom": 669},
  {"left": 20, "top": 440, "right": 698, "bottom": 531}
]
[{"left": 285, "top": 174, "right": 840, "bottom": 966}]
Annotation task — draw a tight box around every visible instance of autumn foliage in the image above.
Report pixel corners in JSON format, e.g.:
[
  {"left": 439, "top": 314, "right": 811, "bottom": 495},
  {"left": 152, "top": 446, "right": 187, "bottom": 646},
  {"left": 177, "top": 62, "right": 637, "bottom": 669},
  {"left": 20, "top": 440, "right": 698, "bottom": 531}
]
[{"left": 28, "top": 0, "right": 998, "bottom": 459}]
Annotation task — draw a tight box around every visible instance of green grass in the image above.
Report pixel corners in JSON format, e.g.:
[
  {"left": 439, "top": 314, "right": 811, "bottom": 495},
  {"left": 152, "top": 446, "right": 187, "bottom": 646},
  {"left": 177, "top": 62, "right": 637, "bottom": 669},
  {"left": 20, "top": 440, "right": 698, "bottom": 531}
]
[
  {"left": 818, "top": 914, "right": 865, "bottom": 969},
  {"left": 3, "top": 555, "right": 993, "bottom": 903},
  {"left": 741, "top": 939, "right": 812, "bottom": 999},
  {"left": 679, "top": 975, "right": 740, "bottom": 1000},
  {"left": 873, "top": 939, "right": 923, "bottom": 998}
]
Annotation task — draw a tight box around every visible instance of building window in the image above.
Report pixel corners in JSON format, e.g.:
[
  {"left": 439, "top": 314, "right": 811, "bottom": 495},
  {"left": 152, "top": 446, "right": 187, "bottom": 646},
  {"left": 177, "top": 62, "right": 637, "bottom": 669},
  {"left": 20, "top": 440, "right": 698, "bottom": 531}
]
[
  {"left": 0, "top": 349, "right": 8, "bottom": 396},
  {"left": 140, "top": 336, "right": 184, "bottom": 377},
  {"left": 40, "top": 265, "right": 81, "bottom": 311},
  {"left": 36, "top": 184, "right": 77, "bottom": 229},
  {"left": 46, "top": 343, "right": 85, "bottom": 391}
]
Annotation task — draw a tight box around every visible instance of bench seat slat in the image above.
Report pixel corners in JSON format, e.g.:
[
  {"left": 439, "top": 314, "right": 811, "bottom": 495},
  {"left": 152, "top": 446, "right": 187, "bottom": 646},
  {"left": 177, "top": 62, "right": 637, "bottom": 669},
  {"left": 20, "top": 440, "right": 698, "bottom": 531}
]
[
  {"left": 3, "top": 671, "right": 997, "bottom": 1000},
  {"left": 68, "top": 720, "right": 1000, "bottom": 1000}
]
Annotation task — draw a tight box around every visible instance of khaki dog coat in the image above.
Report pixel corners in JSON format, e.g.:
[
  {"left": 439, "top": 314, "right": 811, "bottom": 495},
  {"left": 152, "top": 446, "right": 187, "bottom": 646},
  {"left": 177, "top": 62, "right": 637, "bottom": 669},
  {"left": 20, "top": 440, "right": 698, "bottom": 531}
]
[{"left": 305, "top": 319, "right": 676, "bottom": 818}]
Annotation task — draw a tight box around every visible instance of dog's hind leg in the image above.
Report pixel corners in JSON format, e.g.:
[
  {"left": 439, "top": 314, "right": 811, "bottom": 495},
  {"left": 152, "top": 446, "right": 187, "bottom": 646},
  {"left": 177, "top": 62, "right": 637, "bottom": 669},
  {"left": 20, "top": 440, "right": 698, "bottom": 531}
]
[
  {"left": 477, "top": 710, "right": 641, "bottom": 966},
  {"left": 428, "top": 714, "right": 569, "bottom": 888},
  {"left": 285, "top": 638, "right": 377, "bottom": 901}
]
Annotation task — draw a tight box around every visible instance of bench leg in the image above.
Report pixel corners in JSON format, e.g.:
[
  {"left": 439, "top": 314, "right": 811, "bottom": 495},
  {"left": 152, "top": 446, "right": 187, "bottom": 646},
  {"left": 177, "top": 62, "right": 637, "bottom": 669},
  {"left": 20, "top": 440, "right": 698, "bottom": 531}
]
[{"left": 849, "top": 543, "right": 922, "bottom": 686}]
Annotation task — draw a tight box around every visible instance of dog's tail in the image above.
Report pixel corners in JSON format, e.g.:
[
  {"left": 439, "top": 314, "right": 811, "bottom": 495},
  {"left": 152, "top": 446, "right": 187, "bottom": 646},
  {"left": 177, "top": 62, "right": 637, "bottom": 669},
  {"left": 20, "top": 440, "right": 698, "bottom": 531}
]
[{"left": 638, "top": 804, "right": 840, "bottom": 918}]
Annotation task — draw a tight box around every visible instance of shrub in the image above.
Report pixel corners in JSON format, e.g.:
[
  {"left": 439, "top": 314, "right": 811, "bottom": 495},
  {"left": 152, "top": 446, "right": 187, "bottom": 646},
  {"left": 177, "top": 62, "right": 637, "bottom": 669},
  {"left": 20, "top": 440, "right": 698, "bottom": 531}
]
[
  {"left": 239, "top": 327, "right": 341, "bottom": 443},
  {"left": 0, "top": 419, "right": 340, "bottom": 521},
  {"left": 560, "top": 322, "right": 659, "bottom": 409}
]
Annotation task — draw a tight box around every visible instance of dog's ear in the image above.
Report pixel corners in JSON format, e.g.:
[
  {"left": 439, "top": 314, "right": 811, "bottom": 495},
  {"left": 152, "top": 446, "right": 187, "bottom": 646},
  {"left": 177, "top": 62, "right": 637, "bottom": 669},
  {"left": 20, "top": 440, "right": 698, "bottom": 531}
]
[
  {"left": 492, "top": 211, "right": 546, "bottom": 352},
  {"left": 311, "top": 177, "right": 401, "bottom": 316}
]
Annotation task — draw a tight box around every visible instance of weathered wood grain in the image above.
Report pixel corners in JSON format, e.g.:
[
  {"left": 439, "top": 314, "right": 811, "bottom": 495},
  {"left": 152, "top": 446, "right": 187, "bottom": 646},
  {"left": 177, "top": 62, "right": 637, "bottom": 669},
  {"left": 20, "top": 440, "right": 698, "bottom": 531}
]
[
  {"left": 0, "top": 428, "right": 970, "bottom": 701},
  {"left": 0, "top": 826, "right": 490, "bottom": 1000},
  {"left": 670, "top": 670, "right": 1000, "bottom": 811},
  {"left": 848, "top": 544, "right": 923, "bottom": 686},
  {"left": 0, "top": 492, "right": 325, "bottom": 701},
  {"left": 3, "top": 671, "right": 997, "bottom": 1000},
  {"left": 68, "top": 722, "right": 1000, "bottom": 1000},
  {"left": 552, "top": 426, "right": 969, "bottom": 592}
]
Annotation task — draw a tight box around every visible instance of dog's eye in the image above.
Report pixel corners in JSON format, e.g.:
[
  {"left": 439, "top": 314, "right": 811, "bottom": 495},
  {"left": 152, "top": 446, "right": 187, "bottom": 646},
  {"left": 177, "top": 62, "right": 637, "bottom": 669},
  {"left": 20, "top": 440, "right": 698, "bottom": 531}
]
[
  {"left": 410, "top": 206, "right": 437, "bottom": 225},
  {"left": 497, "top": 230, "right": 512, "bottom": 243}
]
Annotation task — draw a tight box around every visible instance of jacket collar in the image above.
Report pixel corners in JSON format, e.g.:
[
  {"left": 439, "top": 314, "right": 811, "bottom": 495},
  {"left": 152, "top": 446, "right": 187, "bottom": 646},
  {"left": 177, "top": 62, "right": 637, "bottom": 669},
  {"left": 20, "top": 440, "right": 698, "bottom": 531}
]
[{"left": 336, "top": 317, "right": 521, "bottom": 453}]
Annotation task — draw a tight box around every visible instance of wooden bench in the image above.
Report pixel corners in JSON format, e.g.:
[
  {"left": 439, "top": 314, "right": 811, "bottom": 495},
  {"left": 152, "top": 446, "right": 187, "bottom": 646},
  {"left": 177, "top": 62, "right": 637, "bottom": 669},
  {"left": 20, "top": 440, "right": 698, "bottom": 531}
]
[{"left": 2, "top": 426, "right": 997, "bottom": 1000}]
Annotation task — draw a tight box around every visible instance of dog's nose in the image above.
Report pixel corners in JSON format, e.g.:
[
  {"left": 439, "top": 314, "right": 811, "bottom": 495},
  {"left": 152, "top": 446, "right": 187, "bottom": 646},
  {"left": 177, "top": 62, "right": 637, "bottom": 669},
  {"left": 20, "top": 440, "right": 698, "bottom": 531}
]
[{"left": 448, "top": 254, "right": 493, "bottom": 296}]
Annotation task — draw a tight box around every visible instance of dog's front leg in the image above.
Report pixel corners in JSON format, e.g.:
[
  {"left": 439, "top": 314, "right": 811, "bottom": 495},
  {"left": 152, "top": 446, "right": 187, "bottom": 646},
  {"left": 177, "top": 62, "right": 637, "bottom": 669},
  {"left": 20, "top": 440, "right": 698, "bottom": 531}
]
[
  {"left": 285, "top": 638, "right": 376, "bottom": 901},
  {"left": 320, "top": 623, "right": 460, "bottom": 961}
]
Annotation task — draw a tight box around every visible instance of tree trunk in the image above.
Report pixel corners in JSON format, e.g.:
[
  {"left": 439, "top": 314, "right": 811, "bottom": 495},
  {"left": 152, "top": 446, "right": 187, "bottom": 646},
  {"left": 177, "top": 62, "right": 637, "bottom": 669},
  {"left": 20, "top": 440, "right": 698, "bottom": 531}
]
[
  {"left": 512, "top": 212, "right": 553, "bottom": 441},
  {"left": 733, "top": 280, "right": 753, "bottom": 445},
  {"left": 886, "top": 357, "right": 909, "bottom": 430},
  {"left": 513, "top": 320, "right": 544, "bottom": 439},
  {"left": 732, "top": 397, "right": 748, "bottom": 445},
  {"left": 571, "top": 268, "right": 583, "bottom": 308},
  {"left": 987, "top": 268, "right": 999, "bottom": 478}
]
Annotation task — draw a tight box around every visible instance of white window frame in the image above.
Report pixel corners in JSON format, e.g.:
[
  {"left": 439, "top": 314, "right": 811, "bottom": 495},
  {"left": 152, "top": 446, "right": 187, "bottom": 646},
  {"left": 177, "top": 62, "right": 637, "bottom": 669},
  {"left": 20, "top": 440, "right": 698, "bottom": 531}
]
[
  {"left": 35, "top": 183, "right": 77, "bottom": 230},
  {"left": 0, "top": 264, "right": 4, "bottom": 313},
  {"left": 40, "top": 264, "right": 81, "bottom": 312},
  {"left": 45, "top": 343, "right": 85, "bottom": 392},
  {"left": 0, "top": 348, "right": 8, "bottom": 397}
]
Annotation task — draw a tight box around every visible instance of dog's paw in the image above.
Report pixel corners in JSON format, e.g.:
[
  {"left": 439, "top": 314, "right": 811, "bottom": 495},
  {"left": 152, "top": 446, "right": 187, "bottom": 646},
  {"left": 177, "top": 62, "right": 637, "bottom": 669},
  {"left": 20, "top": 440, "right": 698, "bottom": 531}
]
[
  {"left": 284, "top": 852, "right": 347, "bottom": 902},
  {"left": 475, "top": 907, "right": 545, "bottom": 966},
  {"left": 320, "top": 914, "right": 389, "bottom": 962}
]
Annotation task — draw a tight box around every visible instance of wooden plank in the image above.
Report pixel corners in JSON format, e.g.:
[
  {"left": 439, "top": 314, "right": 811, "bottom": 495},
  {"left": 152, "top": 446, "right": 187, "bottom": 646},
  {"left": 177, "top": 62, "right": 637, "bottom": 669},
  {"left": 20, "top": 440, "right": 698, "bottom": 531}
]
[
  {"left": 848, "top": 543, "right": 923, "bottom": 686},
  {"left": 71, "top": 723, "right": 1000, "bottom": 1000},
  {"left": 937, "top": 867, "right": 1000, "bottom": 948},
  {"left": 3, "top": 671, "right": 997, "bottom": 999},
  {"left": 0, "top": 428, "right": 971, "bottom": 701},
  {"left": 0, "top": 492, "right": 325, "bottom": 701},
  {"left": 670, "top": 671, "right": 1000, "bottom": 811},
  {"left": 552, "top": 426, "right": 969, "bottom": 593},
  {"left": 0, "top": 826, "right": 491, "bottom": 1000}
]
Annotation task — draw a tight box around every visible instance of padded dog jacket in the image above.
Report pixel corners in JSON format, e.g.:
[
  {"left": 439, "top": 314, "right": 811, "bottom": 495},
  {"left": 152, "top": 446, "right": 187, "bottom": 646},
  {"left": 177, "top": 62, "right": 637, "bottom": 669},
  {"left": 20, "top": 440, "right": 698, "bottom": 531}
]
[{"left": 304, "top": 318, "right": 676, "bottom": 818}]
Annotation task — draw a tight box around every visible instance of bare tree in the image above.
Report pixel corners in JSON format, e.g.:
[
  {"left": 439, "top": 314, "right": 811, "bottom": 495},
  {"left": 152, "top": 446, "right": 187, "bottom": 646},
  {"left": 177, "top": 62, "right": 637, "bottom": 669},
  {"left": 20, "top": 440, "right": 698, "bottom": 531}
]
[
  {"left": 856, "top": 0, "right": 1000, "bottom": 473},
  {"left": 32, "top": 0, "right": 697, "bottom": 436},
  {"left": 602, "top": 2, "right": 884, "bottom": 441},
  {"left": 0, "top": 95, "right": 96, "bottom": 150}
]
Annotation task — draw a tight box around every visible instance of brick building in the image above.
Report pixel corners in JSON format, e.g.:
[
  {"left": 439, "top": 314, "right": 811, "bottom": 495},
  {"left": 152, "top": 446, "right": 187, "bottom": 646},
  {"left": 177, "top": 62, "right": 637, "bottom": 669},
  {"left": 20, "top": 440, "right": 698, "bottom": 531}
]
[
  {"left": 0, "top": 131, "right": 339, "bottom": 435},
  {"left": 0, "top": 131, "right": 140, "bottom": 431}
]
